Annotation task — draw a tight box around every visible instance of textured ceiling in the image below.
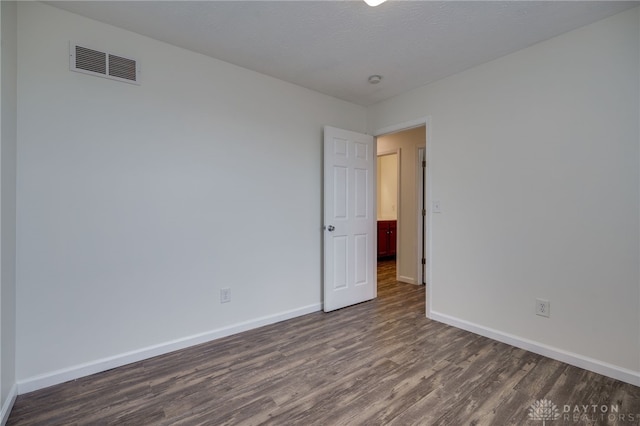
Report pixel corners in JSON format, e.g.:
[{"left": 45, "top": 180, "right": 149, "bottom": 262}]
[{"left": 48, "top": 1, "right": 637, "bottom": 106}]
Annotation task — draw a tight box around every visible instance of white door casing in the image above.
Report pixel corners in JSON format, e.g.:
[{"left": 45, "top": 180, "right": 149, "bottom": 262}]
[{"left": 323, "top": 126, "right": 376, "bottom": 312}]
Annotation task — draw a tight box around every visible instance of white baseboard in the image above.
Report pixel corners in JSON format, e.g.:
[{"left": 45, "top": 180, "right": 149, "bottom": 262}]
[
  {"left": 17, "top": 303, "right": 322, "bottom": 395},
  {"left": 1, "top": 383, "right": 17, "bottom": 426},
  {"left": 398, "top": 275, "right": 416, "bottom": 285},
  {"left": 430, "top": 311, "right": 640, "bottom": 387},
  {"left": 429, "top": 311, "right": 640, "bottom": 386}
]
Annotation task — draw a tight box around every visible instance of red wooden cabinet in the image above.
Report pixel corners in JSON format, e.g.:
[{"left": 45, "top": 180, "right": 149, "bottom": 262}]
[{"left": 377, "top": 220, "right": 397, "bottom": 258}]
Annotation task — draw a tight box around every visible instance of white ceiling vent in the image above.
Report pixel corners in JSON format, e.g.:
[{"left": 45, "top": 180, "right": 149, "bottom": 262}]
[{"left": 70, "top": 43, "right": 140, "bottom": 85}]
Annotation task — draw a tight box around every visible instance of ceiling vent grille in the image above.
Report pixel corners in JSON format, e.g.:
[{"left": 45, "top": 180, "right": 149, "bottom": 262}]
[{"left": 70, "top": 43, "right": 140, "bottom": 85}]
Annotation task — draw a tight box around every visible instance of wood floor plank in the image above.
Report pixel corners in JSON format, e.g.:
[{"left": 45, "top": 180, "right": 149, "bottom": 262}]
[{"left": 8, "top": 260, "right": 639, "bottom": 425}]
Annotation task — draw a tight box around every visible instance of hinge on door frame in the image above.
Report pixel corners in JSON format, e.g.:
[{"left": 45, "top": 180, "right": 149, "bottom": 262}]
[
  {"left": 421, "top": 258, "right": 426, "bottom": 265},
  {"left": 422, "top": 209, "right": 426, "bottom": 216},
  {"left": 422, "top": 160, "right": 426, "bottom": 168}
]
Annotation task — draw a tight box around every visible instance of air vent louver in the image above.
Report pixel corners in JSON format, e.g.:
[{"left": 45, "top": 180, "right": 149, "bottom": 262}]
[
  {"left": 108, "top": 54, "right": 137, "bottom": 82},
  {"left": 70, "top": 43, "right": 140, "bottom": 85},
  {"left": 75, "top": 46, "right": 106, "bottom": 75}
]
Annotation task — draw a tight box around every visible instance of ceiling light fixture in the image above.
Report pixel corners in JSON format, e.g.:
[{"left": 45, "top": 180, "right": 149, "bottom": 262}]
[
  {"left": 368, "top": 75, "right": 383, "bottom": 84},
  {"left": 364, "top": 0, "right": 387, "bottom": 6}
]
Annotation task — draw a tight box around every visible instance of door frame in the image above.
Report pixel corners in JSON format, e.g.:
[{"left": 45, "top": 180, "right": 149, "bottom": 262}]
[
  {"left": 417, "top": 146, "right": 425, "bottom": 286},
  {"left": 373, "top": 117, "right": 432, "bottom": 318}
]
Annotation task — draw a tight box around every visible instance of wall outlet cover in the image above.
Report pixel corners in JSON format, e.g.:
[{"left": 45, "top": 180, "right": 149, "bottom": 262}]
[{"left": 535, "top": 298, "right": 550, "bottom": 317}]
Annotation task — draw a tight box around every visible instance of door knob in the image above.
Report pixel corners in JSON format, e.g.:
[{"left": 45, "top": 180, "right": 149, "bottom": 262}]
[{"left": 327, "top": 225, "right": 335, "bottom": 232}]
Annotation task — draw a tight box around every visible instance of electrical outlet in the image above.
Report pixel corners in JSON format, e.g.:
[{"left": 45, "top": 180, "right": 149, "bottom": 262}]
[
  {"left": 220, "top": 288, "right": 231, "bottom": 304},
  {"left": 535, "top": 298, "right": 550, "bottom": 317}
]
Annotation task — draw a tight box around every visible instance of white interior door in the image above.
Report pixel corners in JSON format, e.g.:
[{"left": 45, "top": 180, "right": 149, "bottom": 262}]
[{"left": 323, "top": 126, "right": 376, "bottom": 312}]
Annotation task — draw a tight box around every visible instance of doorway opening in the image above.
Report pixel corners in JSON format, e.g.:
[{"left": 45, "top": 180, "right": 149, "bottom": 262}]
[{"left": 375, "top": 125, "right": 427, "bottom": 289}]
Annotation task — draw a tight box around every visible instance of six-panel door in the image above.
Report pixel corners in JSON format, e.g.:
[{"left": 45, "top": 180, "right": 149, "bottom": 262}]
[{"left": 323, "top": 126, "right": 376, "bottom": 312}]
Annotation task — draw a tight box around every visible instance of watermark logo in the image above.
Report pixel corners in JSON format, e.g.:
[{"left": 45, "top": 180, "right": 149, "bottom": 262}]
[
  {"left": 528, "top": 399, "right": 561, "bottom": 425},
  {"left": 527, "top": 399, "right": 639, "bottom": 424}
]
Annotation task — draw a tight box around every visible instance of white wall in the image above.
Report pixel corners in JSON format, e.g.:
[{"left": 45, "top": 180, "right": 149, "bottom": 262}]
[
  {"left": 0, "top": 1, "right": 18, "bottom": 422},
  {"left": 377, "top": 127, "right": 426, "bottom": 284},
  {"left": 16, "top": 2, "right": 366, "bottom": 386},
  {"left": 369, "top": 8, "right": 640, "bottom": 382},
  {"left": 377, "top": 153, "right": 397, "bottom": 221}
]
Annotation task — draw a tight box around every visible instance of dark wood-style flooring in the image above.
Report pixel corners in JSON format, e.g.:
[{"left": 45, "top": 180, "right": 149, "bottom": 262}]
[{"left": 9, "top": 260, "right": 640, "bottom": 425}]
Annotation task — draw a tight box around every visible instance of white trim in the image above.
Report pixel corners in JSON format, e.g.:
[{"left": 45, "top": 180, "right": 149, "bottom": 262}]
[
  {"left": 424, "top": 116, "right": 433, "bottom": 317},
  {"left": 373, "top": 116, "right": 433, "bottom": 317},
  {"left": 1, "top": 383, "right": 17, "bottom": 426},
  {"left": 431, "top": 311, "right": 640, "bottom": 387},
  {"left": 398, "top": 275, "right": 417, "bottom": 285},
  {"left": 394, "top": 148, "right": 401, "bottom": 282},
  {"left": 17, "top": 303, "right": 321, "bottom": 394},
  {"left": 372, "top": 138, "right": 378, "bottom": 301},
  {"left": 416, "top": 146, "right": 425, "bottom": 286},
  {"left": 374, "top": 117, "right": 427, "bottom": 137},
  {"left": 377, "top": 148, "right": 399, "bottom": 157}
]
